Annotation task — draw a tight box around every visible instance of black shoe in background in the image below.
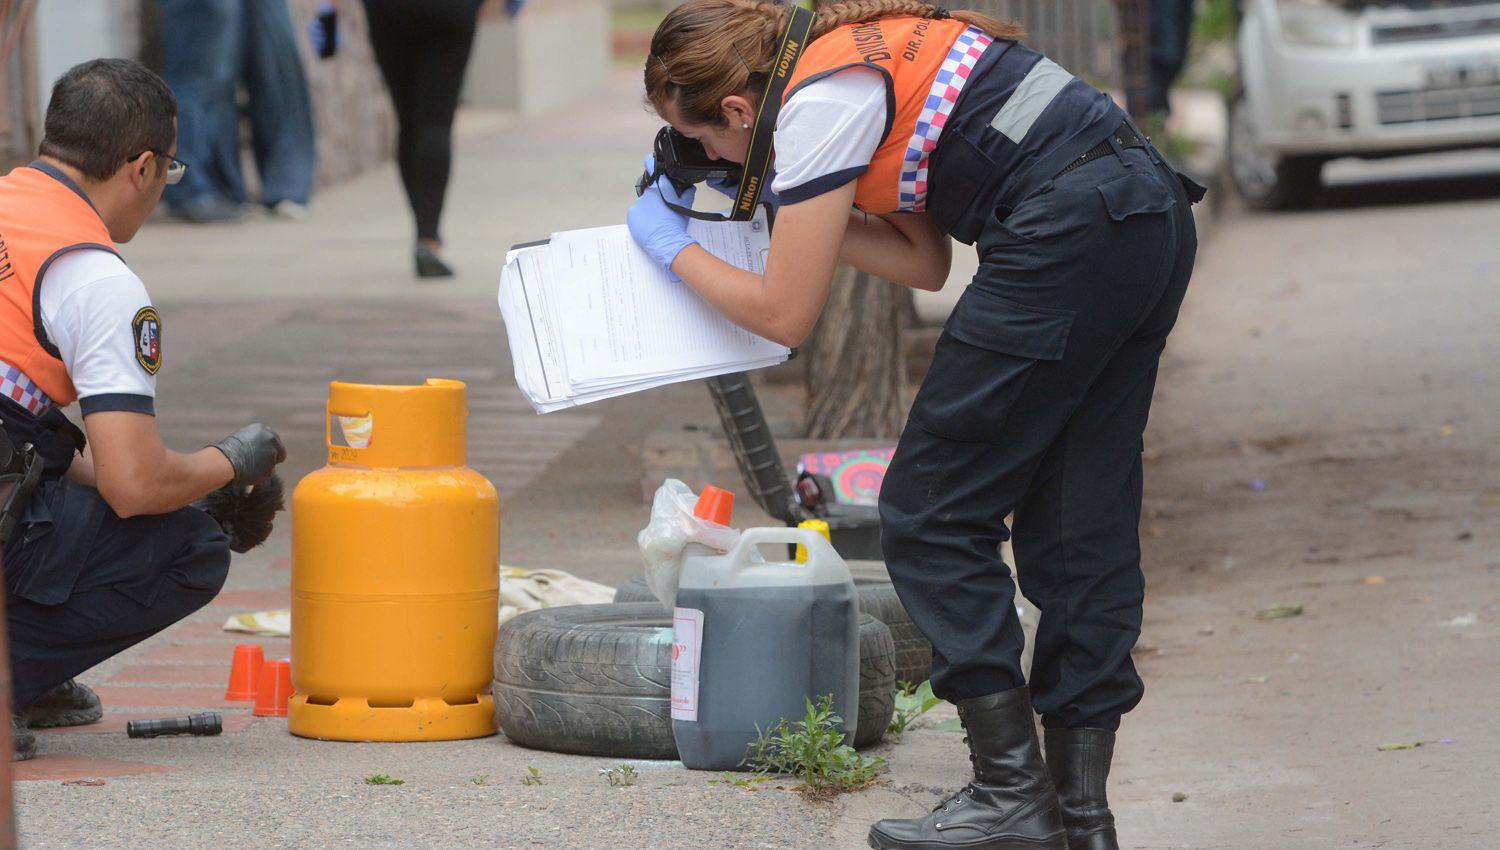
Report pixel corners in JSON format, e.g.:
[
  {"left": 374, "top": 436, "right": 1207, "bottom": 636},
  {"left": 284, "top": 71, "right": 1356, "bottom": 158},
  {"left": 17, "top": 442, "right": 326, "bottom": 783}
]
[
  {"left": 168, "top": 200, "right": 246, "bottom": 224},
  {"left": 415, "top": 244, "right": 455, "bottom": 279}
]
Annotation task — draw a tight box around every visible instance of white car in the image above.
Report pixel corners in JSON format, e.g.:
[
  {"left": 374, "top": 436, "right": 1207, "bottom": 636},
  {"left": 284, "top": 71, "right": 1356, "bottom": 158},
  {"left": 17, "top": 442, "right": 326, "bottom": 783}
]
[{"left": 1230, "top": 0, "right": 1500, "bottom": 207}]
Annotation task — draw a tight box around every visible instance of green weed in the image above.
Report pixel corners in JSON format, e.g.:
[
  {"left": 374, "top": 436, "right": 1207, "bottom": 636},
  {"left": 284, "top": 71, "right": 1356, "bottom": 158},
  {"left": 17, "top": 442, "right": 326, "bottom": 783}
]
[
  {"left": 746, "top": 694, "right": 885, "bottom": 796},
  {"left": 887, "top": 680, "right": 943, "bottom": 742},
  {"left": 1202, "top": 69, "right": 1237, "bottom": 102},
  {"left": 519, "top": 766, "right": 545, "bottom": 786},
  {"left": 363, "top": 774, "right": 404, "bottom": 786},
  {"left": 1194, "top": 0, "right": 1239, "bottom": 44},
  {"left": 708, "top": 772, "right": 773, "bottom": 790},
  {"left": 600, "top": 764, "right": 639, "bottom": 787},
  {"left": 468, "top": 774, "right": 491, "bottom": 786}
]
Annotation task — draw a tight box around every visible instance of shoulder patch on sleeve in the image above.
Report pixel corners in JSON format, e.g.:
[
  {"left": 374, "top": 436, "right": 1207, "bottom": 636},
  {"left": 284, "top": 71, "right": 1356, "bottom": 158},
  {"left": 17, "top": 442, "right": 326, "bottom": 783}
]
[{"left": 132, "top": 306, "right": 162, "bottom": 375}]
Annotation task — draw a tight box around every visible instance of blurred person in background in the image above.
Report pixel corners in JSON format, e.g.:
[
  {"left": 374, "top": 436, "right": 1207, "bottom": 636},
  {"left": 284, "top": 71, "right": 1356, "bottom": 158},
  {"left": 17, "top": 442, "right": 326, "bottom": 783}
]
[
  {"left": 324, "top": 0, "right": 521, "bottom": 278},
  {"left": 157, "top": 0, "right": 316, "bottom": 222},
  {"left": 1150, "top": 0, "right": 1197, "bottom": 118}
]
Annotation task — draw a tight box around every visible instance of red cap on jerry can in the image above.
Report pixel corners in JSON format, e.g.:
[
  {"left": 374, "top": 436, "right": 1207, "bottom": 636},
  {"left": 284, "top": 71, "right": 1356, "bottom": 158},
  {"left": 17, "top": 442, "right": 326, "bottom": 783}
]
[{"left": 693, "top": 485, "right": 735, "bottom": 526}]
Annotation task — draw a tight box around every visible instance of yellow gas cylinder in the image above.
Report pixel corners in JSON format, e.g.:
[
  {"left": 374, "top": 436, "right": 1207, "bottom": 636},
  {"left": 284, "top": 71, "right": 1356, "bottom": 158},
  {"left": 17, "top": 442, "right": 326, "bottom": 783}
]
[{"left": 288, "top": 379, "right": 499, "bottom": 741}]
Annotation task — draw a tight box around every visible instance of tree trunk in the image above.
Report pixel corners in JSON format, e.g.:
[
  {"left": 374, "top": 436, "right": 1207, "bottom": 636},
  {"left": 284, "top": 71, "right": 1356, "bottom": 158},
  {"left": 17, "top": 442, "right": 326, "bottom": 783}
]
[
  {"left": 0, "top": 0, "right": 41, "bottom": 175},
  {"left": 803, "top": 265, "right": 907, "bottom": 439},
  {"left": 1115, "top": 0, "right": 1153, "bottom": 121}
]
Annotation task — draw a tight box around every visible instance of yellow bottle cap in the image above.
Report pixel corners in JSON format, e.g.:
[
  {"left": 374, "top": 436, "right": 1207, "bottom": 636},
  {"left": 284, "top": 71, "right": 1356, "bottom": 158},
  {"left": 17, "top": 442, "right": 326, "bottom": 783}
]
[{"left": 795, "top": 519, "right": 832, "bottom": 563}]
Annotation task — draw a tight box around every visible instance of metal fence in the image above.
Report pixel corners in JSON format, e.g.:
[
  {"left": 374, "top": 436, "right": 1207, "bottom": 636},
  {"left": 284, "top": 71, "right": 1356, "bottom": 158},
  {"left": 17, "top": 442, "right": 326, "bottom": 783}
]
[{"left": 960, "top": 0, "right": 1122, "bottom": 90}]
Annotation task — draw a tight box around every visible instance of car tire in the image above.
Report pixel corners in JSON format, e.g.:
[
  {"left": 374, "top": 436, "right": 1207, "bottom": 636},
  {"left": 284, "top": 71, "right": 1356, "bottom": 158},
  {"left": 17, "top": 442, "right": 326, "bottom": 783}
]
[
  {"left": 613, "top": 567, "right": 934, "bottom": 688},
  {"left": 610, "top": 574, "right": 662, "bottom": 605},
  {"left": 845, "top": 561, "right": 935, "bottom": 688},
  {"left": 1228, "top": 90, "right": 1323, "bottom": 210},
  {"left": 494, "top": 603, "right": 677, "bottom": 759},
  {"left": 854, "top": 613, "right": 897, "bottom": 749},
  {"left": 494, "top": 603, "right": 896, "bottom": 759}
]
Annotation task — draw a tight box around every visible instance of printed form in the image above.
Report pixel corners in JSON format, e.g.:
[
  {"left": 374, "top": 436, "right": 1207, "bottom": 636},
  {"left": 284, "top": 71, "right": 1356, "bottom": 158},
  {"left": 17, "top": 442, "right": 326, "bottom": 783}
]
[{"left": 498, "top": 213, "right": 787, "bottom": 413}]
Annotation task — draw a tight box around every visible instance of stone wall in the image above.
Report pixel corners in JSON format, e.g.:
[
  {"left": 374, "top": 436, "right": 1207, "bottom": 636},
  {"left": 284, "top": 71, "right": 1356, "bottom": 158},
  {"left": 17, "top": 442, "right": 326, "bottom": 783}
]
[
  {"left": 0, "top": 8, "right": 39, "bottom": 172},
  {"left": 462, "top": 0, "right": 609, "bottom": 115},
  {"left": 283, "top": 0, "right": 395, "bottom": 189}
]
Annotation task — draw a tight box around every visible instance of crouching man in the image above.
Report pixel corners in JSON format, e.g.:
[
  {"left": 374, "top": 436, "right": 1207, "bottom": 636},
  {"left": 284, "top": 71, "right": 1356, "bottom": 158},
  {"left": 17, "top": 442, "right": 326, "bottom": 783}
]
[{"left": 0, "top": 59, "right": 286, "bottom": 759}]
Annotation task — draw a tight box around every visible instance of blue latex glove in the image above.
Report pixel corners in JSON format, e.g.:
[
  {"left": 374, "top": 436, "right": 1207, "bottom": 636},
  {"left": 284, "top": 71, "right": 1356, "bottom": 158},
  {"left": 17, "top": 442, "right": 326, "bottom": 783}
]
[
  {"left": 505, "top": 0, "right": 527, "bottom": 18},
  {"left": 628, "top": 156, "right": 698, "bottom": 282},
  {"left": 709, "top": 170, "right": 781, "bottom": 213},
  {"left": 309, "top": 2, "right": 340, "bottom": 59}
]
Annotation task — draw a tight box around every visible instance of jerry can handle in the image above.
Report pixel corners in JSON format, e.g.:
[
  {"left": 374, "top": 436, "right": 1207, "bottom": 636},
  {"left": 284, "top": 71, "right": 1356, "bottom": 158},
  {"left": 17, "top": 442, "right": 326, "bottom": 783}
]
[{"left": 727, "top": 527, "right": 841, "bottom": 571}]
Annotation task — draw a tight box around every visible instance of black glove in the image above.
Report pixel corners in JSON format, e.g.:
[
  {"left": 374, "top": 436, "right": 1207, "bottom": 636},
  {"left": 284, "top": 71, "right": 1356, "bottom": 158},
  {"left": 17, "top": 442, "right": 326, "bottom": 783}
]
[
  {"left": 213, "top": 424, "right": 286, "bottom": 486},
  {"left": 194, "top": 474, "right": 285, "bottom": 554}
]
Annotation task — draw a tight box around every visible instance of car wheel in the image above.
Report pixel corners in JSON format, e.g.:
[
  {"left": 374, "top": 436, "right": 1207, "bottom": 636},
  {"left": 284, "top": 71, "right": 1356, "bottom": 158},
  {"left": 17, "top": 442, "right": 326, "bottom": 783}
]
[
  {"left": 845, "top": 562, "right": 935, "bottom": 688},
  {"left": 1228, "top": 91, "right": 1323, "bottom": 210},
  {"left": 494, "top": 603, "right": 678, "bottom": 759}
]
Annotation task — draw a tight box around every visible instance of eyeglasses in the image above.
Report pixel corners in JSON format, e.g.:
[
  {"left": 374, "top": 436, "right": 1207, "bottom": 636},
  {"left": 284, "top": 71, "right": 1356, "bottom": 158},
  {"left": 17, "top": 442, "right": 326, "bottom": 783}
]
[{"left": 131, "top": 150, "right": 189, "bottom": 185}]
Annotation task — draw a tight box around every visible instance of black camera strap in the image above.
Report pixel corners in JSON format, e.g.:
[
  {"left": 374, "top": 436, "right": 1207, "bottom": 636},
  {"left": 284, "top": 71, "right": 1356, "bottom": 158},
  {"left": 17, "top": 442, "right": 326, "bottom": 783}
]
[{"left": 659, "top": 4, "right": 815, "bottom": 222}]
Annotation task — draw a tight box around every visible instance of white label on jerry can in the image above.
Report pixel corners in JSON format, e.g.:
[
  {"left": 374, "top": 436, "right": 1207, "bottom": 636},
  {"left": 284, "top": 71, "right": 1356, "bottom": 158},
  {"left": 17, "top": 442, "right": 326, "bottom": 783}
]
[{"left": 671, "top": 607, "right": 705, "bottom": 721}]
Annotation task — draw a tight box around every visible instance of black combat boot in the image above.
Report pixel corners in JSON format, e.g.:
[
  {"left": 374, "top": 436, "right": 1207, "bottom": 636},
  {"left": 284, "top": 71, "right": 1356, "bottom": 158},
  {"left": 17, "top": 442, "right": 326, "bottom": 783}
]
[
  {"left": 868, "top": 686, "right": 1066, "bottom": 850},
  {"left": 22, "top": 679, "right": 104, "bottom": 728},
  {"left": 1044, "top": 728, "right": 1118, "bottom": 850}
]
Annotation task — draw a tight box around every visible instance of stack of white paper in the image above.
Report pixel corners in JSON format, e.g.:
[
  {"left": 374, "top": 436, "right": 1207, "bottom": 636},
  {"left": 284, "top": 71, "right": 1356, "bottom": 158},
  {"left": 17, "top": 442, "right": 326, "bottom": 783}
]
[{"left": 498, "top": 214, "right": 789, "bottom": 413}]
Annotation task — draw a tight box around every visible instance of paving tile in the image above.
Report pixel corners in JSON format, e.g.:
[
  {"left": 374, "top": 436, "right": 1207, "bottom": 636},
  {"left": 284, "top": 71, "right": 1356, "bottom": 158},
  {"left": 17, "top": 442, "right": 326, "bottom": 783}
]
[
  {"left": 15, "top": 753, "right": 181, "bottom": 782},
  {"left": 172, "top": 621, "right": 252, "bottom": 639},
  {"left": 92, "top": 685, "right": 237, "bottom": 710},
  {"left": 138, "top": 640, "right": 289, "bottom": 664},
  {"left": 109, "top": 664, "right": 226, "bottom": 685},
  {"left": 173, "top": 620, "right": 289, "bottom": 640},
  {"left": 36, "top": 713, "right": 256, "bottom": 735},
  {"left": 210, "top": 588, "right": 291, "bottom": 609}
]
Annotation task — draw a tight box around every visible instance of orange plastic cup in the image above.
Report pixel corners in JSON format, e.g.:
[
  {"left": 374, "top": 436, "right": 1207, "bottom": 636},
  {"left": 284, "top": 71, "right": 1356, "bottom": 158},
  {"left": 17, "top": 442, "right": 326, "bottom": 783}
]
[
  {"left": 225, "top": 645, "right": 265, "bottom": 701},
  {"left": 252, "top": 659, "right": 294, "bottom": 717},
  {"left": 693, "top": 485, "right": 735, "bottom": 526}
]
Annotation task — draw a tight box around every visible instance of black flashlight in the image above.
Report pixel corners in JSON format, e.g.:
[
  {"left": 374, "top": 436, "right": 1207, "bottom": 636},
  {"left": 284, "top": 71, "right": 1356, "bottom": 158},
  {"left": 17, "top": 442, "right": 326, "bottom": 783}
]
[{"left": 126, "top": 712, "right": 223, "bottom": 739}]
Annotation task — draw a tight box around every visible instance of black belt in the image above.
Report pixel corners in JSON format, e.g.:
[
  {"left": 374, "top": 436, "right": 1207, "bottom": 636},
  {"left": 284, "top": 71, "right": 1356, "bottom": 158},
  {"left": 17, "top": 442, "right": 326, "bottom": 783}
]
[{"left": 1056, "top": 122, "right": 1148, "bottom": 178}]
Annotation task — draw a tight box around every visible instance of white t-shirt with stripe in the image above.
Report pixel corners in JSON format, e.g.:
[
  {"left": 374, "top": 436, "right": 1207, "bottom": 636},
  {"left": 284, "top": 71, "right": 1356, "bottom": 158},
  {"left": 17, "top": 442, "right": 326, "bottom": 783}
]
[
  {"left": 37, "top": 248, "right": 158, "bottom": 416},
  {"left": 771, "top": 68, "right": 889, "bottom": 204}
]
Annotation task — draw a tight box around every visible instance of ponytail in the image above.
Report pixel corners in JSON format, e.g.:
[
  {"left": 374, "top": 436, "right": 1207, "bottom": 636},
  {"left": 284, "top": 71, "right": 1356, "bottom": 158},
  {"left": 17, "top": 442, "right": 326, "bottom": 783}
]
[{"left": 812, "top": 0, "right": 1022, "bottom": 42}]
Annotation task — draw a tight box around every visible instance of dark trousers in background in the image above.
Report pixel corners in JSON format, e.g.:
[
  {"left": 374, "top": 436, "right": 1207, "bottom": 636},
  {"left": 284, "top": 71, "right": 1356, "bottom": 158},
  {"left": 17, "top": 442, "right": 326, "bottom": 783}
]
[
  {"left": 880, "top": 145, "right": 1199, "bottom": 731},
  {"left": 1149, "top": 0, "right": 1198, "bottom": 114},
  {"left": 5, "top": 481, "right": 231, "bottom": 708},
  {"left": 158, "top": 0, "right": 316, "bottom": 210},
  {"left": 361, "top": 0, "right": 479, "bottom": 242}
]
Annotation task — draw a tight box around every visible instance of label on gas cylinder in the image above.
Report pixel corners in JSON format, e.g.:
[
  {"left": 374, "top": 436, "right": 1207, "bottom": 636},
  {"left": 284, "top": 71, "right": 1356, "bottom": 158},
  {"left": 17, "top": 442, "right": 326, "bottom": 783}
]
[{"left": 671, "top": 607, "right": 705, "bottom": 721}]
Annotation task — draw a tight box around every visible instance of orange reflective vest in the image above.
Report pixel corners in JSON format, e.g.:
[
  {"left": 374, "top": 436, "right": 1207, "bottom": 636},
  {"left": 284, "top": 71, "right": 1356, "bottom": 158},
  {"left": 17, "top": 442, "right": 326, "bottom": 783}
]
[
  {"left": 783, "top": 17, "right": 989, "bottom": 214},
  {"left": 0, "top": 163, "right": 119, "bottom": 409}
]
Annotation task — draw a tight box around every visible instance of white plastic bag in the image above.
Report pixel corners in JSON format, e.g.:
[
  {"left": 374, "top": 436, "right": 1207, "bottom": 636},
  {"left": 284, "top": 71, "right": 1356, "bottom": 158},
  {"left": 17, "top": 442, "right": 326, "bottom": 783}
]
[{"left": 637, "top": 479, "right": 740, "bottom": 605}]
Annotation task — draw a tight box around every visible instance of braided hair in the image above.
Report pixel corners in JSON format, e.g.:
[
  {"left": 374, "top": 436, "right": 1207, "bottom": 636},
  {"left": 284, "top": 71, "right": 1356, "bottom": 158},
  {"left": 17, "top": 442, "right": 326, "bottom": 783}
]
[{"left": 645, "top": 0, "right": 1022, "bottom": 127}]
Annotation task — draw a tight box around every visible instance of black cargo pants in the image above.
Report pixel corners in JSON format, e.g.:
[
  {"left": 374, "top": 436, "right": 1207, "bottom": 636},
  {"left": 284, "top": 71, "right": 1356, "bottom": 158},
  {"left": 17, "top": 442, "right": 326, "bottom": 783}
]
[
  {"left": 5, "top": 479, "right": 232, "bottom": 708},
  {"left": 880, "top": 143, "right": 1199, "bottom": 731}
]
